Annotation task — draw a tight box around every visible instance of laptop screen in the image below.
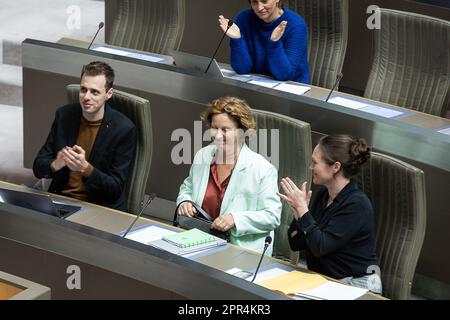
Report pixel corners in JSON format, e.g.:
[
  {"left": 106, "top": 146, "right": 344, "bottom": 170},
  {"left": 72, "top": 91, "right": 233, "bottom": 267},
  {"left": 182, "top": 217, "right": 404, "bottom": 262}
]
[{"left": 0, "top": 188, "right": 80, "bottom": 219}]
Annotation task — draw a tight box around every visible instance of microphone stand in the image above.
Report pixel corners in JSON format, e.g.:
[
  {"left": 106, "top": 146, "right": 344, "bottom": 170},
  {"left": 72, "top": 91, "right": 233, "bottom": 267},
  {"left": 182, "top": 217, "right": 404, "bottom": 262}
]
[
  {"left": 251, "top": 242, "right": 270, "bottom": 283},
  {"left": 122, "top": 193, "right": 156, "bottom": 238},
  {"left": 88, "top": 22, "right": 105, "bottom": 50},
  {"left": 205, "top": 21, "right": 233, "bottom": 74},
  {"left": 325, "top": 73, "right": 343, "bottom": 102}
]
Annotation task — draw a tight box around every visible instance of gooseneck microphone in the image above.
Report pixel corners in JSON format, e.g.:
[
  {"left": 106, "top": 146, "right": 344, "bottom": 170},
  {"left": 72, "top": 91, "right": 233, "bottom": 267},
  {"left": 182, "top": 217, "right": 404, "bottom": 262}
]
[
  {"left": 325, "top": 72, "right": 344, "bottom": 102},
  {"left": 88, "top": 21, "right": 105, "bottom": 50},
  {"left": 251, "top": 236, "right": 272, "bottom": 283},
  {"left": 205, "top": 19, "right": 234, "bottom": 74},
  {"left": 122, "top": 193, "right": 157, "bottom": 238}
]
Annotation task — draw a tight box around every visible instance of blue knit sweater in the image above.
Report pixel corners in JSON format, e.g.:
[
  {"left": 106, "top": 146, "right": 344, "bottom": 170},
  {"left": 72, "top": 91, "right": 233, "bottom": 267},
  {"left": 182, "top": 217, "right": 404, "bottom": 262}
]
[{"left": 230, "top": 7, "right": 310, "bottom": 84}]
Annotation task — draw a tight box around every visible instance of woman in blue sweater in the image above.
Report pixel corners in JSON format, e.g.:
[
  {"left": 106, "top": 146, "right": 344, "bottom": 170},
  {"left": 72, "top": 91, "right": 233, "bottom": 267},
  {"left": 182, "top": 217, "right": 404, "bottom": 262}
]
[{"left": 219, "top": 0, "right": 310, "bottom": 83}]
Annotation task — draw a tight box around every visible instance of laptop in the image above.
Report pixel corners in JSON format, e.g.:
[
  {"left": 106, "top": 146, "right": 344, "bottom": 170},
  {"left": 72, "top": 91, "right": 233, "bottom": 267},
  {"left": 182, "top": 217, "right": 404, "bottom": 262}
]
[
  {"left": 168, "top": 50, "right": 224, "bottom": 78},
  {"left": 0, "top": 188, "right": 81, "bottom": 219}
]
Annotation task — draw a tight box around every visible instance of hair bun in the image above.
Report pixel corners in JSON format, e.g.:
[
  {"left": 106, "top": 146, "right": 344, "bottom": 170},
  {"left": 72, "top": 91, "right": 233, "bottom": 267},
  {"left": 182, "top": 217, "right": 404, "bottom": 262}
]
[{"left": 352, "top": 138, "right": 371, "bottom": 167}]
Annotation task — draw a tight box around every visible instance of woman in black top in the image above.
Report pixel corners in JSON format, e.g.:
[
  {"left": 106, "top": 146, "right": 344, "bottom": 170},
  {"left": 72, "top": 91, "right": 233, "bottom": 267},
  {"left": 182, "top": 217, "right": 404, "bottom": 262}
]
[{"left": 279, "top": 135, "right": 382, "bottom": 294}]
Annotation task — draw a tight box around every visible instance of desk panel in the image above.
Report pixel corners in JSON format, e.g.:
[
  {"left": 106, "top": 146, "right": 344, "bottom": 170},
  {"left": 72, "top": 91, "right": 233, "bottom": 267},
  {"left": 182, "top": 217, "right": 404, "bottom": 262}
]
[{"left": 0, "top": 181, "right": 382, "bottom": 300}]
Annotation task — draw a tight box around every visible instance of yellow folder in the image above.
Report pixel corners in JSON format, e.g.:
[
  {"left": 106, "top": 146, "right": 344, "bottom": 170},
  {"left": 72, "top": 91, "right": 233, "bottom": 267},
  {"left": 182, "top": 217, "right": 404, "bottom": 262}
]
[{"left": 258, "top": 271, "right": 329, "bottom": 295}]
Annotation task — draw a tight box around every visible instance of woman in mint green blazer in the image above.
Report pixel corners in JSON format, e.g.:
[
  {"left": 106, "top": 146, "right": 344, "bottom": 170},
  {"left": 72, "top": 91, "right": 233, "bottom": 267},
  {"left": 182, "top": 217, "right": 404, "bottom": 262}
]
[{"left": 176, "top": 96, "right": 281, "bottom": 255}]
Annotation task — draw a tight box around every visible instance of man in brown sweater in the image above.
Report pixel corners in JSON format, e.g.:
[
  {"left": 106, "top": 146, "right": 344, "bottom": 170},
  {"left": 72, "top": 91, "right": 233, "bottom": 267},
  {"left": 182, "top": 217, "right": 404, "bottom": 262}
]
[{"left": 33, "top": 61, "right": 137, "bottom": 211}]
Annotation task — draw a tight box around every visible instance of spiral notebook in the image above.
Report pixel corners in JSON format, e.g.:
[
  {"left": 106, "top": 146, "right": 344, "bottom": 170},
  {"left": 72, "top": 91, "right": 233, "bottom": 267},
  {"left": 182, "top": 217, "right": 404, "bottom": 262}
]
[
  {"left": 149, "top": 228, "right": 227, "bottom": 255},
  {"left": 163, "top": 228, "right": 217, "bottom": 248}
]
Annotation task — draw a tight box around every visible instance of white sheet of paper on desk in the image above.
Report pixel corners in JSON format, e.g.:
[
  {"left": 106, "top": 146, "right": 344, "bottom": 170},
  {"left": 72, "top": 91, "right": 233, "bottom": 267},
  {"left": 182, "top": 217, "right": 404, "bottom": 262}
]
[
  {"left": 274, "top": 83, "right": 311, "bottom": 96},
  {"left": 296, "top": 281, "right": 368, "bottom": 300},
  {"left": 249, "top": 267, "right": 290, "bottom": 283},
  {"left": 328, "top": 97, "right": 368, "bottom": 110},
  {"left": 248, "top": 78, "right": 281, "bottom": 88},
  {"left": 437, "top": 127, "right": 450, "bottom": 136},
  {"left": 221, "top": 69, "right": 254, "bottom": 82},
  {"left": 126, "top": 225, "right": 176, "bottom": 244},
  {"left": 93, "top": 46, "right": 166, "bottom": 63},
  {"left": 360, "top": 105, "right": 404, "bottom": 118}
]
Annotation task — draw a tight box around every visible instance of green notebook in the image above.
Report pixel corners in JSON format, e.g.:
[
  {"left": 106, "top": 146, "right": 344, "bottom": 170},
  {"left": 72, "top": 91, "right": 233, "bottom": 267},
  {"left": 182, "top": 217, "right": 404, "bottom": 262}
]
[{"left": 162, "top": 228, "right": 217, "bottom": 248}]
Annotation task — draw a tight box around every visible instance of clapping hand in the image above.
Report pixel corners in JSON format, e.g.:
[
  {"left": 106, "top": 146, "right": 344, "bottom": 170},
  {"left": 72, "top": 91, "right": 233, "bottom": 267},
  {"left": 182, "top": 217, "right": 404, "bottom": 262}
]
[
  {"left": 218, "top": 15, "right": 241, "bottom": 39},
  {"left": 271, "top": 20, "right": 287, "bottom": 42},
  {"left": 278, "top": 178, "right": 312, "bottom": 219},
  {"left": 62, "top": 145, "right": 89, "bottom": 173}
]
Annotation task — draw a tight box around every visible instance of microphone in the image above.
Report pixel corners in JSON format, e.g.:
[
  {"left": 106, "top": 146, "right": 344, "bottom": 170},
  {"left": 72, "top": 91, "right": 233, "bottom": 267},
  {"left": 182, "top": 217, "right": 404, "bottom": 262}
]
[
  {"left": 325, "top": 72, "right": 344, "bottom": 102},
  {"left": 205, "top": 19, "right": 234, "bottom": 74},
  {"left": 88, "top": 21, "right": 105, "bottom": 50},
  {"left": 121, "top": 193, "right": 157, "bottom": 238},
  {"left": 251, "top": 236, "right": 272, "bottom": 283}
]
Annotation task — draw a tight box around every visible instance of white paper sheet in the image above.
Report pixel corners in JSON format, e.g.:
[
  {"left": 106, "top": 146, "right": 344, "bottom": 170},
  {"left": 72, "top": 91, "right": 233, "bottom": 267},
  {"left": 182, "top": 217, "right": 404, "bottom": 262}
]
[
  {"left": 328, "top": 97, "right": 368, "bottom": 110},
  {"left": 93, "top": 46, "right": 166, "bottom": 63},
  {"left": 248, "top": 79, "right": 281, "bottom": 88},
  {"left": 220, "top": 69, "right": 252, "bottom": 82},
  {"left": 296, "top": 281, "right": 368, "bottom": 300},
  {"left": 126, "top": 225, "right": 177, "bottom": 244},
  {"left": 359, "top": 105, "right": 405, "bottom": 118},
  {"left": 437, "top": 127, "right": 450, "bottom": 136},
  {"left": 249, "top": 267, "right": 290, "bottom": 283},
  {"left": 274, "top": 83, "right": 311, "bottom": 96}
]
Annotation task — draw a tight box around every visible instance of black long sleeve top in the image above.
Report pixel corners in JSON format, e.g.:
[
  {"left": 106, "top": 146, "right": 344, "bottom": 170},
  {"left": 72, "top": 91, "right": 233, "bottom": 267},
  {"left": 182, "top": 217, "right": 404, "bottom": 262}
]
[{"left": 288, "top": 180, "right": 379, "bottom": 279}]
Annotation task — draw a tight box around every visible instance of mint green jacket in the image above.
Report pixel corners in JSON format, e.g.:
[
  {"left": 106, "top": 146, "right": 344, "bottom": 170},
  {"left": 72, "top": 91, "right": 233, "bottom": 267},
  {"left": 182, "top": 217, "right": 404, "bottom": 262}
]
[{"left": 176, "top": 144, "right": 282, "bottom": 255}]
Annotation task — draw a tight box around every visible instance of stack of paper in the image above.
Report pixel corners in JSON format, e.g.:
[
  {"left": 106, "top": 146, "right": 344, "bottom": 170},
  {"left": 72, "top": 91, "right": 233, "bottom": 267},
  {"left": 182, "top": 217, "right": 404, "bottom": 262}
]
[
  {"left": 125, "top": 225, "right": 176, "bottom": 244},
  {"left": 149, "top": 228, "right": 227, "bottom": 256},
  {"left": 257, "top": 271, "right": 367, "bottom": 300}
]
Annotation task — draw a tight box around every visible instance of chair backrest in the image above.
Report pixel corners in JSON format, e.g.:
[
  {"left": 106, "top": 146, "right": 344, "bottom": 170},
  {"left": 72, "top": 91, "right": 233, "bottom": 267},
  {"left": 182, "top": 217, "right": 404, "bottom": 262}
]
[
  {"left": 252, "top": 109, "right": 312, "bottom": 262},
  {"left": 108, "top": 0, "right": 186, "bottom": 55},
  {"left": 364, "top": 8, "right": 450, "bottom": 117},
  {"left": 356, "top": 152, "right": 427, "bottom": 300},
  {"left": 66, "top": 85, "right": 153, "bottom": 214},
  {"left": 285, "top": 0, "right": 349, "bottom": 89}
]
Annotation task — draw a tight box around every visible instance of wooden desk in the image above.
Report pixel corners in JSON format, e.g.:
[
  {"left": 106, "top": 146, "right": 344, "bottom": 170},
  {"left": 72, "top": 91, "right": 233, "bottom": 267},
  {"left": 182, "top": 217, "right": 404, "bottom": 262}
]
[
  {"left": 0, "top": 181, "right": 384, "bottom": 300},
  {"left": 0, "top": 281, "right": 23, "bottom": 300}
]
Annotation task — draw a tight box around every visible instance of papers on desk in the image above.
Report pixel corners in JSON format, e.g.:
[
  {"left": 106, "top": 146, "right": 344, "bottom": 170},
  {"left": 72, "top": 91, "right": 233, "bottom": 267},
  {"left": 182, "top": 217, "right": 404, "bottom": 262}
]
[
  {"left": 247, "top": 78, "right": 282, "bottom": 88},
  {"left": 328, "top": 96, "right": 406, "bottom": 118},
  {"left": 221, "top": 68, "right": 311, "bottom": 96},
  {"left": 246, "top": 267, "right": 290, "bottom": 283},
  {"left": 93, "top": 45, "right": 168, "bottom": 63},
  {"left": 360, "top": 105, "right": 405, "bottom": 118},
  {"left": 257, "top": 270, "right": 368, "bottom": 300},
  {"left": 149, "top": 228, "right": 227, "bottom": 256},
  {"left": 437, "top": 126, "right": 450, "bottom": 136},
  {"left": 293, "top": 281, "right": 368, "bottom": 300},
  {"left": 125, "top": 224, "right": 177, "bottom": 245},
  {"left": 328, "top": 96, "right": 368, "bottom": 110},
  {"left": 220, "top": 69, "right": 253, "bottom": 82},
  {"left": 274, "top": 83, "right": 311, "bottom": 95}
]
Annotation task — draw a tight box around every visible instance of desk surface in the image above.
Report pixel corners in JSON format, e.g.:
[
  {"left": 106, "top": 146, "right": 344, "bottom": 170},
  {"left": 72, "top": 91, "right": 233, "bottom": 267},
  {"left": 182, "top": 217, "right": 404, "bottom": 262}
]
[{"left": 0, "top": 181, "right": 384, "bottom": 300}]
